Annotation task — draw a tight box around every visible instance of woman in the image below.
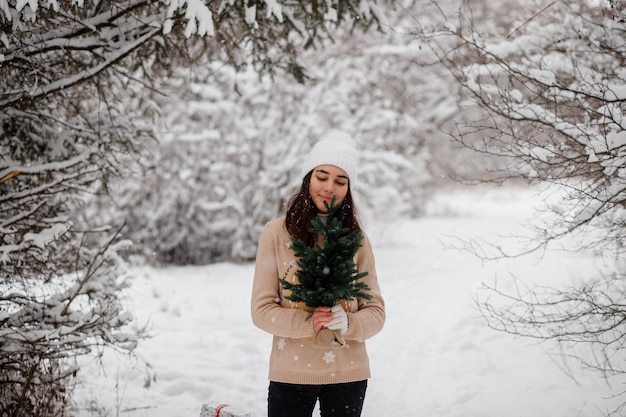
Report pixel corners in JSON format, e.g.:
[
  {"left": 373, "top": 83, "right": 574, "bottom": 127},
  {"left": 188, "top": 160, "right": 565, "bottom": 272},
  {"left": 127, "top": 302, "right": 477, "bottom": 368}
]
[{"left": 251, "top": 130, "right": 385, "bottom": 417}]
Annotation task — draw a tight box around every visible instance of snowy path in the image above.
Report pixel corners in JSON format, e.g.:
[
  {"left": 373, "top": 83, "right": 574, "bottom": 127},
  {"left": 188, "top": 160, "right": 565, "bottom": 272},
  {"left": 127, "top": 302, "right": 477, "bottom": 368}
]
[{"left": 76, "top": 187, "right": 624, "bottom": 417}]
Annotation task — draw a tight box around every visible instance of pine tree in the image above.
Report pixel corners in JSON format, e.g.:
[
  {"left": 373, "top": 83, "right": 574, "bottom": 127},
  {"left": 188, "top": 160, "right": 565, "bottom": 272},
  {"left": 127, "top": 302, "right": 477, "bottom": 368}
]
[{"left": 280, "top": 196, "right": 372, "bottom": 308}]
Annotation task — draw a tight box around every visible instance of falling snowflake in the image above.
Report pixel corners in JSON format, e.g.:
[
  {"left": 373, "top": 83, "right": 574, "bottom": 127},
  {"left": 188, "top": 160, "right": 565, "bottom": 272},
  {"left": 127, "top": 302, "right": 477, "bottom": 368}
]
[
  {"left": 323, "top": 351, "right": 336, "bottom": 364},
  {"left": 277, "top": 338, "right": 286, "bottom": 350}
]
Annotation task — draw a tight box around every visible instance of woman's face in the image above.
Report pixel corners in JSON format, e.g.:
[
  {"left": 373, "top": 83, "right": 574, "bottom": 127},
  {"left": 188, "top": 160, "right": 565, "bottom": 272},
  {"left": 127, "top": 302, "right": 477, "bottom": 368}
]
[{"left": 308, "top": 164, "right": 349, "bottom": 213}]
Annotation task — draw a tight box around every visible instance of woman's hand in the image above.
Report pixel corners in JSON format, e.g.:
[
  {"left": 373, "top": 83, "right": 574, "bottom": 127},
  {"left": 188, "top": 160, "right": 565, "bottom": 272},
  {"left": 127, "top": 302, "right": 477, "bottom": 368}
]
[
  {"left": 326, "top": 304, "right": 348, "bottom": 334},
  {"left": 312, "top": 306, "right": 333, "bottom": 333}
]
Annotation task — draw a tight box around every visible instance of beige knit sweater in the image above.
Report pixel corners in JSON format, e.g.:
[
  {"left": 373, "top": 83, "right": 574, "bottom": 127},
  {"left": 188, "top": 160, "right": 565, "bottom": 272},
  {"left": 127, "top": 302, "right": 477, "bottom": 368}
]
[{"left": 251, "top": 217, "right": 385, "bottom": 385}]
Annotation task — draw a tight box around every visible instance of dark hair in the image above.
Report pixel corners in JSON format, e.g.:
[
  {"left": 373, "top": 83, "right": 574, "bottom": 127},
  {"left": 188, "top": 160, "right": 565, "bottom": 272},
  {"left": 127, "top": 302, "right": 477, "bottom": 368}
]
[{"left": 285, "top": 170, "right": 361, "bottom": 247}]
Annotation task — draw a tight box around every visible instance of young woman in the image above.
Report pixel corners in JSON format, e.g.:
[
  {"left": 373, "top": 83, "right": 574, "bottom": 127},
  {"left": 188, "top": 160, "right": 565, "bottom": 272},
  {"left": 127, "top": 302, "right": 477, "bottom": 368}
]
[{"left": 251, "top": 130, "right": 385, "bottom": 417}]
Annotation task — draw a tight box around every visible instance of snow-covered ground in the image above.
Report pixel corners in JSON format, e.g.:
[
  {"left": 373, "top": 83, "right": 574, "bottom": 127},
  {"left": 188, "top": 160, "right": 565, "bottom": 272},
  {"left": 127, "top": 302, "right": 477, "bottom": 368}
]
[{"left": 75, "top": 186, "right": 624, "bottom": 417}]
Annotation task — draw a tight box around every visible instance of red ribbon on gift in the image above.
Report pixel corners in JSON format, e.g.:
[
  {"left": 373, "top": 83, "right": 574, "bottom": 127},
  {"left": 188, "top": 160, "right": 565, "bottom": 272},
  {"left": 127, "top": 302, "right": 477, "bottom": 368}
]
[{"left": 215, "top": 404, "right": 229, "bottom": 417}]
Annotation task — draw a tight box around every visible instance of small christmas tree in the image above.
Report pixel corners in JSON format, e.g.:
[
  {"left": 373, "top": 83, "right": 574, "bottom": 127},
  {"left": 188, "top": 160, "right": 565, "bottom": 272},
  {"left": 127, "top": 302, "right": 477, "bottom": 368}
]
[{"left": 280, "top": 196, "right": 372, "bottom": 309}]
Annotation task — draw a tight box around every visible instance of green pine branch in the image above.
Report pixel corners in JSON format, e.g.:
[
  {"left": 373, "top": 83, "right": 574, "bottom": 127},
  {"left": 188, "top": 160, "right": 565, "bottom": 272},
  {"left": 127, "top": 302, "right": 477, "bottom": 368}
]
[{"left": 280, "top": 196, "right": 372, "bottom": 308}]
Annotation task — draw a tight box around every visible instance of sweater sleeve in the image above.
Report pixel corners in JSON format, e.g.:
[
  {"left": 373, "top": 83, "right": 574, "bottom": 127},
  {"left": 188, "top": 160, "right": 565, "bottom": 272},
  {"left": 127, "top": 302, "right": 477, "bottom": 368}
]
[
  {"left": 251, "top": 221, "right": 316, "bottom": 339},
  {"left": 344, "top": 232, "right": 386, "bottom": 343}
]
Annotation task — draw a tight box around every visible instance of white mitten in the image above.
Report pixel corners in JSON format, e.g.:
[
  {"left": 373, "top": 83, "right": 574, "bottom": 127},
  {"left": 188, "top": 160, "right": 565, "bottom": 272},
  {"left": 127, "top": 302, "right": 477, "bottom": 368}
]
[{"left": 326, "top": 304, "right": 348, "bottom": 335}]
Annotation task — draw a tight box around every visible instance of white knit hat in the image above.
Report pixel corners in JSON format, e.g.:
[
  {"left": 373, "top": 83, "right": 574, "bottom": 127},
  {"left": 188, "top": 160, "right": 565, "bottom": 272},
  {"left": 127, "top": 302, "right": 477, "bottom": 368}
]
[{"left": 300, "top": 130, "right": 358, "bottom": 186}]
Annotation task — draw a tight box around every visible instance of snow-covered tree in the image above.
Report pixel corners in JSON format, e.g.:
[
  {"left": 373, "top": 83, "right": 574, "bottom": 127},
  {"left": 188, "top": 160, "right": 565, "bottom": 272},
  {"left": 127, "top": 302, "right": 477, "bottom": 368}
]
[
  {"left": 1, "top": 0, "right": 391, "bottom": 414},
  {"left": 90, "top": 0, "right": 491, "bottom": 266},
  {"left": 414, "top": 0, "right": 626, "bottom": 403}
]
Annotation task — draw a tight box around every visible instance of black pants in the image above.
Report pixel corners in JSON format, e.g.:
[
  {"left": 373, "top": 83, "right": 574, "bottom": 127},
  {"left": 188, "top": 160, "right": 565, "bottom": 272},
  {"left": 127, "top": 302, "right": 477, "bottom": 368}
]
[{"left": 268, "top": 380, "right": 367, "bottom": 417}]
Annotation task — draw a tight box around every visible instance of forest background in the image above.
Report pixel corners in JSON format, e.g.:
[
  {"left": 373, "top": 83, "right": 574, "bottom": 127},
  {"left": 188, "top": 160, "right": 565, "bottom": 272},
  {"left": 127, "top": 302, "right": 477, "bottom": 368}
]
[{"left": 2, "top": 0, "right": 626, "bottom": 416}]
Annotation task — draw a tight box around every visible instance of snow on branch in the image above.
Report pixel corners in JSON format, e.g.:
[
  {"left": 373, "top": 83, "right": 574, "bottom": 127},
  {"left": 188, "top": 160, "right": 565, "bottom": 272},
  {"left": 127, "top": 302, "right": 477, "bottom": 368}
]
[
  {"left": 0, "top": 150, "right": 92, "bottom": 180},
  {"left": 1, "top": 27, "right": 161, "bottom": 109},
  {"left": 2, "top": 0, "right": 215, "bottom": 39},
  {"left": 164, "top": 0, "right": 214, "bottom": 37}
]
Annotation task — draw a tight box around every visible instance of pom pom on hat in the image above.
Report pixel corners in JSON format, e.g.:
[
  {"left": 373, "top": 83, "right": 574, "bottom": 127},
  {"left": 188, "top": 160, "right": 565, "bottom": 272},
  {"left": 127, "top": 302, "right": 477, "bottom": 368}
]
[{"left": 301, "top": 130, "right": 358, "bottom": 185}]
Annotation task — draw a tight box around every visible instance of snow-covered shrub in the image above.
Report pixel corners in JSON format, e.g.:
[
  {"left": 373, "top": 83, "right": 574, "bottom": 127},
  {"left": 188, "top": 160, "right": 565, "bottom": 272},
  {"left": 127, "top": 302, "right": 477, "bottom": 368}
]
[
  {"left": 415, "top": 0, "right": 626, "bottom": 405},
  {"left": 92, "top": 1, "right": 504, "bottom": 266},
  {"left": 417, "top": 0, "right": 626, "bottom": 251},
  {"left": 0, "top": 113, "right": 144, "bottom": 417},
  {"left": 94, "top": 42, "right": 439, "bottom": 264}
]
